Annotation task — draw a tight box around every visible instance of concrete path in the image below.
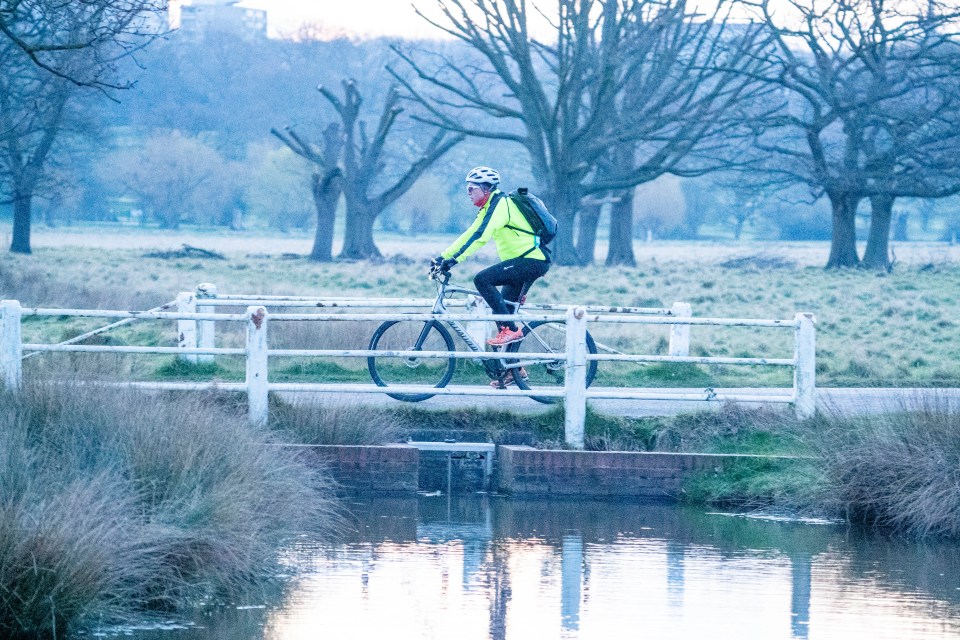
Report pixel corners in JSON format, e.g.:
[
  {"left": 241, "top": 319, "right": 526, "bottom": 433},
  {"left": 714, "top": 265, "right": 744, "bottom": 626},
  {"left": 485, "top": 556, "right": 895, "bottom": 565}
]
[{"left": 278, "top": 386, "right": 960, "bottom": 418}]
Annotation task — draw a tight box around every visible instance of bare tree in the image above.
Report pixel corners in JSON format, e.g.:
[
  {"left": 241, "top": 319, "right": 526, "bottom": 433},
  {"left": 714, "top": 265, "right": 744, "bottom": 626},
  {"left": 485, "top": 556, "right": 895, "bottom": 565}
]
[
  {"left": 0, "top": 0, "right": 164, "bottom": 254},
  {"left": 0, "top": 44, "right": 73, "bottom": 253},
  {"left": 272, "top": 124, "right": 344, "bottom": 262},
  {"left": 0, "top": 0, "right": 164, "bottom": 90},
  {"left": 739, "top": 0, "right": 960, "bottom": 269},
  {"left": 276, "top": 80, "right": 463, "bottom": 260},
  {"left": 860, "top": 37, "right": 960, "bottom": 269},
  {"left": 102, "top": 131, "right": 227, "bottom": 229},
  {"left": 390, "top": 0, "right": 769, "bottom": 265}
]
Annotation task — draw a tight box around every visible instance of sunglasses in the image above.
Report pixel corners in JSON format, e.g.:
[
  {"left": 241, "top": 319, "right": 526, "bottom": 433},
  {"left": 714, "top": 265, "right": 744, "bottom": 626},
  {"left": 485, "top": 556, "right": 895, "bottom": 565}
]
[{"left": 466, "top": 185, "right": 484, "bottom": 194}]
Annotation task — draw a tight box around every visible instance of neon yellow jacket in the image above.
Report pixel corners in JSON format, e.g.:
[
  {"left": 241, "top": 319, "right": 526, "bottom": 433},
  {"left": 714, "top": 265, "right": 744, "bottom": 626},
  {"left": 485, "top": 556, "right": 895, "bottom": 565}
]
[{"left": 441, "top": 190, "right": 547, "bottom": 263}]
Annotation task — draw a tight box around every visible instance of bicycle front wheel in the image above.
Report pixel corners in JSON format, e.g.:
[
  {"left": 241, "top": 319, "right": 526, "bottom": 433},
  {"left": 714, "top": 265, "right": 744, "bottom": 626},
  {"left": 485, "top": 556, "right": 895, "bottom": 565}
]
[
  {"left": 368, "top": 320, "right": 456, "bottom": 402},
  {"left": 510, "top": 320, "right": 598, "bottom": 404}
]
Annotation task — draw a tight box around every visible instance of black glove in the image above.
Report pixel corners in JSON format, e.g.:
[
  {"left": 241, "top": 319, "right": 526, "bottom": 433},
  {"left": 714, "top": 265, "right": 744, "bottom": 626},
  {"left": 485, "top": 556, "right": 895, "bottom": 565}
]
[{"left": 431, "top": 256, "right": 456, "bottom": 272}]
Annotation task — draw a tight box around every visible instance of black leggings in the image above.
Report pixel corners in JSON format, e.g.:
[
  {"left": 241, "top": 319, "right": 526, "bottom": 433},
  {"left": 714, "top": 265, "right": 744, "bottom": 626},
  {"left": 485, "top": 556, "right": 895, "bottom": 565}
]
[{"left": 473, "top": 257, "right": 550, "bottom": 330}]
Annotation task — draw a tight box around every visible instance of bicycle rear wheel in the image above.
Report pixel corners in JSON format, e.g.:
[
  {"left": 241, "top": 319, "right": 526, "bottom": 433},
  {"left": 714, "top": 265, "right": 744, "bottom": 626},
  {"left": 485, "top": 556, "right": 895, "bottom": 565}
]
[
  {"left": 510, "top": 320, "right": 598, "bottom": 404},
  {"left": 368, "top": 320, "right": 456, "bottom": 402}
]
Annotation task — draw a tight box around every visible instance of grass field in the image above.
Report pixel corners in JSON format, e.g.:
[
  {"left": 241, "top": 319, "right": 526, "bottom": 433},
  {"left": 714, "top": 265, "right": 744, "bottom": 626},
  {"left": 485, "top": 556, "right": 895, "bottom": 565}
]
[
  {"left": 2, "top": 225, "right": 959, "bottom": 388},
  {"left": 4, "top": 226, "right": 960, "bottom": 549}
]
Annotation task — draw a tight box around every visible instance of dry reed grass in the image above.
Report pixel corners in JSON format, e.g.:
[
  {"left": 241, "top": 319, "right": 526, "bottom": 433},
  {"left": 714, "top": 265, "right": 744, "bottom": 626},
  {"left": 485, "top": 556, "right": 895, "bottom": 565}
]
[
  {"left": 269, "top": 397, "right": 405, "bottom": 445},
  {"left": 0, "top": 373, "right": 337, "bottom": 638},
  {"left": 812, "top": 394, "right": 960, "bottom": 537}
]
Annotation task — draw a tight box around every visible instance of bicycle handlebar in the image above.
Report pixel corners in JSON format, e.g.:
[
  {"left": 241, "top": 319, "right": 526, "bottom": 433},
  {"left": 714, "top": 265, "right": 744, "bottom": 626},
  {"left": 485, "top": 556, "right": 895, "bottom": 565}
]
[{"left": 428, "top": 264, "right": 453, "bottom": 283}]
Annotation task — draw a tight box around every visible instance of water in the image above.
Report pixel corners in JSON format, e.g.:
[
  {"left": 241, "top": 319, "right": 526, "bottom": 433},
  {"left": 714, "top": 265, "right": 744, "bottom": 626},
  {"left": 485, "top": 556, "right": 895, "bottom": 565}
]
[{"left": 122, "top": 495, "right": 960, "bottom": 640}]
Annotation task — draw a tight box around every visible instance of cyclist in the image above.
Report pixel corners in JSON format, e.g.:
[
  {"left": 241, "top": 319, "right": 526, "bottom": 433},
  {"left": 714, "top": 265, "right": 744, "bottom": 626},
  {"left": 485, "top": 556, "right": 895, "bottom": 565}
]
[{"left": 432, "top": 166, "right": 551, "bottom": 385}]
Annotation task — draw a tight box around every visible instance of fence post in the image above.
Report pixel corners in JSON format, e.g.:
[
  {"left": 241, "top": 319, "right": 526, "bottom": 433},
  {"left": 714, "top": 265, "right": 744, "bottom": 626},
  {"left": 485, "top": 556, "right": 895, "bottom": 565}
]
[
  {"left": 465, "top": 294, "right": 492, "bottom": 348},
  {"left": 246, "top": 306, "right": 269, "bottom": 427},
  {"left": 564, "top": 306, "right": 587, "bottom": 450},
  {"left": 196, "top": 283, "right": 218, "bottom": 364},
  {"left": 669, "top": 302, "right": 691, "bottom": 357},
  {"left": 1, "top": 300, "right": 22, "bottom": 392},
  {"left": 793, "top": 313, "right": 816, "bottom": 420},
  {"left": 177, "top": 291, "right": 197, "bottom": 364}
]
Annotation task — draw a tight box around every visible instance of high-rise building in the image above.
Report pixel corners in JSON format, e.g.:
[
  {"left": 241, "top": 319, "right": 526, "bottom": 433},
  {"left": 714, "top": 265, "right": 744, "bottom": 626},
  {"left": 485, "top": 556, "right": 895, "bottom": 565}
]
[{"left": 177, "top": 0, "right": 267, "bottom": 40}]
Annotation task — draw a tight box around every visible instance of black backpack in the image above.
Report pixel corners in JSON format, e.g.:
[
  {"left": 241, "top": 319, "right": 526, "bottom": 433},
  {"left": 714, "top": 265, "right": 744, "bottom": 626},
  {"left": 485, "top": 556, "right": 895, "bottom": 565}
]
[{"left": 499, "top": 187, "right": 558, "bottom": 260}]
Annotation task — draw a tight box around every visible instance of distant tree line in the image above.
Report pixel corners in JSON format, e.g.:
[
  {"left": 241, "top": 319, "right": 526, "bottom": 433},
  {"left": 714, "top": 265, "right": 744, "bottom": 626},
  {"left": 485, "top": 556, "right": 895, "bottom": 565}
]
[{"left": 2, "top": 0, "right": 959, "bottom": 271}]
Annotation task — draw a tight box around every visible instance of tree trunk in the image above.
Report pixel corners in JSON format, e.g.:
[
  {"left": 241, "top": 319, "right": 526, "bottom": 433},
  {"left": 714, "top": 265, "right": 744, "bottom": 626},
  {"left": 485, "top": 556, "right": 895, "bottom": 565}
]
[
  {"left": 606, "top": 191, "right": 636, "bottom": 267},
  {"left": 546, "top": 182, "right": 583, "bottom": 266},
  {"left": 575, "top": 203, "right": 601, "bottom": 265},
  {"left": 10, "top": 191, "right": 32, "bottom": 254},
  {"left": 309, "top": 170, "right": 341, "bottom": 262},
  {"left": 339, "top": 203, "right": 381, "bottom": 260},
  {"left": 862, "top": 194, "right": 894, "bottom": 270},
  {"left": 825, "top": 193, "right": 860, "bottom": 268}
]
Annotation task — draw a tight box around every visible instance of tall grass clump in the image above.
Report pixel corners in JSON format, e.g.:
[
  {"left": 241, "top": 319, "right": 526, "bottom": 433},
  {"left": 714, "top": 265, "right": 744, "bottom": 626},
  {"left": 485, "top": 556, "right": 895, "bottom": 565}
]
[
  {"left": 0, "top": 380, "right": 336, "bottom": 639},
  {"left": 270, "top": 397, "right": 404, "bottom": 445},
  {"left": 812, "top": 396, "right": 960, "bottom": 537}
]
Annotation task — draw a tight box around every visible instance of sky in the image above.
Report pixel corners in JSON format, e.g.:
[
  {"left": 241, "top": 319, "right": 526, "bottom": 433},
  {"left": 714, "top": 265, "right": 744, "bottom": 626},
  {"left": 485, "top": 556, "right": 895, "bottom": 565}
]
[
  {"left": 184, "top": 0, "right": 743, "bottom": 41},
  {"left": 234, "top": 0, "right": 444, "bottom": 39}
]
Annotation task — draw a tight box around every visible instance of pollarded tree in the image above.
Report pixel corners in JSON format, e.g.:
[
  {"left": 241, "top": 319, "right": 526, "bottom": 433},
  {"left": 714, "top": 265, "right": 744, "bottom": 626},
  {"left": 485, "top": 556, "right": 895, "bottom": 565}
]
[
  {"left": 271, "top": 123, "right": 344, "bottom": 262},
  {"left": 275, "top": 79, "right": 463, "bottom": 260},
  {"left": 390, "top": 0, "right": 770, "bottom": 265}
]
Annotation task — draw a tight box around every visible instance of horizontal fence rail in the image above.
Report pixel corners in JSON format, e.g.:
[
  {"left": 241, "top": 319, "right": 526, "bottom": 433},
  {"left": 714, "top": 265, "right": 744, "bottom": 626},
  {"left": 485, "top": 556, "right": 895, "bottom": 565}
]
[{"left": 1, "top": 286, "right": 816, "bottom": 448}]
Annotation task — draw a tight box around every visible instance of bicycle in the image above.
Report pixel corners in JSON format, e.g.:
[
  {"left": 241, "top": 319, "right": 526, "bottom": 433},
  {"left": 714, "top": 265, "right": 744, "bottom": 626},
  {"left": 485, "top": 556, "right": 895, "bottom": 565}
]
[{"left": 367, "top": 266, "right": 598, "bottom": 404}]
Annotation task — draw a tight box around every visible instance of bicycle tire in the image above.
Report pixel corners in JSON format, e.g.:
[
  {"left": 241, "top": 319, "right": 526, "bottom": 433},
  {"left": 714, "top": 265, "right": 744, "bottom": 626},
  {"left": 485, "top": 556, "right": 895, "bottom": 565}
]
[
  {"left": 368, "top": 320, "right": 456, "bottom": 402},
  {"left": 510, "top": 320, "right": 598, "bottom": 404}
]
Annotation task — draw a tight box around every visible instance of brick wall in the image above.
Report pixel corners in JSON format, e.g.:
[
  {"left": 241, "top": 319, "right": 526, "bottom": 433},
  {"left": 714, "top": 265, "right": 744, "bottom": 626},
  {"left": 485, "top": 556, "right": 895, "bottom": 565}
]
[
  {"left": 283, "top": 443, "right": 794, "bottom": 500},
  {"left": 287, "top": 444, "right": 419, "bottom": 493},
  {"left": 496, "top": 445, "right": 757, "bottom": 499}
]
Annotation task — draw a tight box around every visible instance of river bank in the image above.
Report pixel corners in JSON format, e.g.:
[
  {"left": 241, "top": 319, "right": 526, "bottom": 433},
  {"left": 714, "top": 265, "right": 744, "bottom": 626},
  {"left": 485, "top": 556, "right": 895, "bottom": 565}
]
[{"left": 2, "top": 380, "right": 958, "bottom": 638}]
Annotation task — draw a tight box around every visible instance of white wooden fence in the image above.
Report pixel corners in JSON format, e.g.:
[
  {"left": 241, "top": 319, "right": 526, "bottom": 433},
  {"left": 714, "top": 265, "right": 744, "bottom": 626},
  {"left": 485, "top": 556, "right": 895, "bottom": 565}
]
[{"left": 0, "top": 290, "right": 815, "bottom": 449}]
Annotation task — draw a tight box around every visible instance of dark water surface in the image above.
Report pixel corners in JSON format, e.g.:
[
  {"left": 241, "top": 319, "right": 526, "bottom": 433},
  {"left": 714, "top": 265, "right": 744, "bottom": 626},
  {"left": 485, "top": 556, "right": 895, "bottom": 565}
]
[{"left": 123, "top": 495, "right": 960, "bottom": 640}]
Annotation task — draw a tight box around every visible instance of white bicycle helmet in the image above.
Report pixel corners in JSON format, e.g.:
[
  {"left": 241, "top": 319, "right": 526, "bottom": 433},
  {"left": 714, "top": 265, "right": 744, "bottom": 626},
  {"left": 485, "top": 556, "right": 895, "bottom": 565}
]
[{"left": 465, "top": 166, "right": 500, "bottom": 187}]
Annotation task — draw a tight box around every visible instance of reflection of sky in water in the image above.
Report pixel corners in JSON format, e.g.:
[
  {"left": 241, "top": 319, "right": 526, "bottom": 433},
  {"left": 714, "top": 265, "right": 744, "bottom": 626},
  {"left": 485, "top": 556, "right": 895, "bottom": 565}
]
[{"left": 125, "top": 496, "right": 960, "bottom": 640}]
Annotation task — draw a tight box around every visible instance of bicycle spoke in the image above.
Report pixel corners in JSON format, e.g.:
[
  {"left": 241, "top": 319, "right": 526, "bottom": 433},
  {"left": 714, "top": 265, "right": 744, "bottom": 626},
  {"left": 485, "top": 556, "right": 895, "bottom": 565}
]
[
  {"left": 368, "top": 321, "right": 456, "bottom": 402},
  {"left": 511, "top": 320, "right": 598, "bottom": 404}
]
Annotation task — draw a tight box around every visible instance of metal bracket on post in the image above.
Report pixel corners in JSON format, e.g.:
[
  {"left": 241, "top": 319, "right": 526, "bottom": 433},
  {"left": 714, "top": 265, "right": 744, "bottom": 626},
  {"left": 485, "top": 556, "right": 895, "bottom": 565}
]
[
  {"left": 564, "top": 306, "right": 588, "bottom": 450},
  {"left": 246, "top": 306, "right": 269, "bottom": 427},
  {"left": 1, "top": 300, "right": 23, "bottom": 392},
  {"left": 669, "top": 302, "right": 691, "bottom": 357},
  {"left": 177, "top": 291, "right": 197, "bottom": 364},
  {"left": 793, "top": 313, "right": 816, "bottom": 419},
  {"left": 465, "top": 294, "right": 492, "bottom": 348},
  {"left": 196, "top": 283, "right": 218, "bottom": 364}
]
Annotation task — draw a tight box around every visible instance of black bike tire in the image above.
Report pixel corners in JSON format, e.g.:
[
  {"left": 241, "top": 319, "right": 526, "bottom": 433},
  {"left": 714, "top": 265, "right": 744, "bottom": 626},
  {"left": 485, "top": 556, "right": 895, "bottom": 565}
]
[
  {"left": 510, "top": 320, "right": 598, "bottom": 405},
  {"left": 367, "top": 320, "right": 457, "bottom": 402}
]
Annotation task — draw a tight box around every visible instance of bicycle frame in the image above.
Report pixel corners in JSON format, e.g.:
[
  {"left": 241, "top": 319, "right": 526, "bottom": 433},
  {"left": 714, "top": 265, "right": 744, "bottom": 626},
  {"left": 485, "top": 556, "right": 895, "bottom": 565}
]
[{"left": 425, "top": 272, "right": 528, "bottom": 374}]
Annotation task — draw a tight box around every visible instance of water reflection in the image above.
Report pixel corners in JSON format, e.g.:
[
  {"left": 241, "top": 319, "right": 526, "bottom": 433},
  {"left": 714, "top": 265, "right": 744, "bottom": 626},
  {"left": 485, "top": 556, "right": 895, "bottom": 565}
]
[
  {"left": 791, "top": 553, "right": 811, "bottom": 639},
  {"left": 125, "top": 495, "right": 960, "bottom": 640}
]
